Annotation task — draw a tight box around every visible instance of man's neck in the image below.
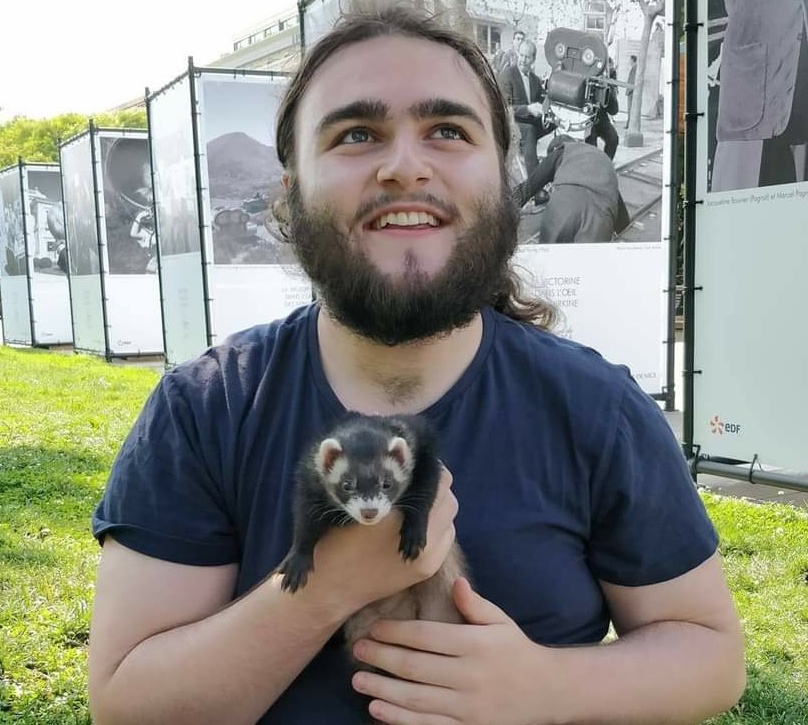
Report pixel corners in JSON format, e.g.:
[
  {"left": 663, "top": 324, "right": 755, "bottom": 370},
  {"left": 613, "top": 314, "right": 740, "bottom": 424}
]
[{"left": 316, "top": 307, "right": 484, "bottom": 415}]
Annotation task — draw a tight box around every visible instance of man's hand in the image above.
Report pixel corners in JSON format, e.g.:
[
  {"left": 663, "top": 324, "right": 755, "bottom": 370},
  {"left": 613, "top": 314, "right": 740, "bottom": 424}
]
[
  {"left": 526, "top": 102, "right": 544, "bottom": 117},
  {"left": 351, "top": 578, "right": 557, "bottom": 725},
  {"left": 300, "top": 466, "right": 459, "bottom": 620}
]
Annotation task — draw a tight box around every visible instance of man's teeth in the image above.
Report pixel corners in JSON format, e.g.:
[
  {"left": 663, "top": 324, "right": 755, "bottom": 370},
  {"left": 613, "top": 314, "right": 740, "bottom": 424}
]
[{"left": 373, "top": 211, "right": 440, "bottom": 229}]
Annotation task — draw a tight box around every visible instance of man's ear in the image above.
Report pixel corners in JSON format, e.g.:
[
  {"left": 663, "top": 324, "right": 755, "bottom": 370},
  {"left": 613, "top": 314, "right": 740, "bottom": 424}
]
[{"left": 281, "top": 172, "right": 291, "bottom": 190}]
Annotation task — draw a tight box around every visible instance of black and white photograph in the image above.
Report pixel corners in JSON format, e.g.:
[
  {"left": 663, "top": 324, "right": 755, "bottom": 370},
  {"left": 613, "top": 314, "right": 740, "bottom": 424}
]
[
  {"left": 0, "top": 168, "right": 25, "bottom": 277},
  {"left": 198, "top": 75, "right": 297, "bottom": 265},
  {"left": 149, "top": 76, "right": 201, "bottom": 258},
  {"left": 61, "top": 136, "right": 101, "bottom": 276},
  {"left": 100, "top": 135, "right": 156, "bottom": 274},
  {"left": 707, "top": 0, "right": 808, "bottom": 193},
  {"left": 475, "top": 0, "right": 666, "bottom": 245},
  {"left": 26, "top": 167, "right": 66, "bottom": 276}
]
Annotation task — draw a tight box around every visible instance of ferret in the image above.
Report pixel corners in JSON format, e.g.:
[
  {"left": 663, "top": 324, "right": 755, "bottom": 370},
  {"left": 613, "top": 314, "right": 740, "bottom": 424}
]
[{"left": 276, "top": 413, "right": 468, "bottom": 662}]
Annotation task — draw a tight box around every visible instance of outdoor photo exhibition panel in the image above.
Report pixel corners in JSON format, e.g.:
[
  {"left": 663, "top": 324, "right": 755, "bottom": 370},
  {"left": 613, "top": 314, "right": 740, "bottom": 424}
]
[
  {"left": 0, "top": 163, "right": 71, "bottom": 346},
  {"left": 689, "top": 0, "right": 808, "bottom": 472},
  {"left": 149, "top": 72, "right": 208, "bottom": 368},
  {"left": 0, "top": 165, "right": 30, "bottom": 344},
  {"left": 25, "top": 164, "right": 73, "bottom": 346},
  {"left": 96, "top": 130, "right": 164, "bottom": 356},
  {"left": 150, "top": 66, "right": 312, "bottom": 368},
  {"left": 196, "top": 72, "right": 312, "bottom": 341},
  {"left": 299, "top": 0, "right": 675, "bottom": 398},
  {"left": 60, "top": 132, "right": 105, "bottom": 354}
]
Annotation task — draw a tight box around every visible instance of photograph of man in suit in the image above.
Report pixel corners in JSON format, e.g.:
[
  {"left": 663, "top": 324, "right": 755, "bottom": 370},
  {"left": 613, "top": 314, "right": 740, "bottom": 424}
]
[
  {"left": 709, "top": 0, "right": 808, "bottom": 192},
  {"left": 491, "top": 28, "right": 524, "bottom": 74},
  {"left": 498, "top": 39, "right": 555, "bottom": 183}
]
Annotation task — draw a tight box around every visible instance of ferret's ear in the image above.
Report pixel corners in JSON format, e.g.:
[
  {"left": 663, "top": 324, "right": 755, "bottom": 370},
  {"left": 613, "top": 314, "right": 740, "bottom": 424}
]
[
  {"left": 387, "top": 436, "right": 414, "bottom": 477},
  {"left": 316, "top": 438, "right": 344, "bottom": 478}
]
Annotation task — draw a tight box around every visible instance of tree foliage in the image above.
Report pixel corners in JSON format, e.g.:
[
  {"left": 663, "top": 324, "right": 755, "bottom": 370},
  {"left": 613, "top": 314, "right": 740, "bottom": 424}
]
[{"left": 0, "top": 109, "right": 147, "bottom": 170}]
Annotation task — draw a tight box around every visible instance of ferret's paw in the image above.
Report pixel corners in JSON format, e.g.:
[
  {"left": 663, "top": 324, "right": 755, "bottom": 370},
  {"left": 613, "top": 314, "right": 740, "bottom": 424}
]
[
  {"left": 277, "top": 553, "right": 314, "bottom": 593},
  {"left": 398, "top": 524, "right": 427, "bottom": 561}
]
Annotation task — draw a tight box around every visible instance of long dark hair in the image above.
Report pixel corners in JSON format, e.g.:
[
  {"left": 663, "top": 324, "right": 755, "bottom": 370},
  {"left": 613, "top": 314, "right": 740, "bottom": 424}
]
[{"left": 274, "top": 2, "right": 557, "bottom": 330}]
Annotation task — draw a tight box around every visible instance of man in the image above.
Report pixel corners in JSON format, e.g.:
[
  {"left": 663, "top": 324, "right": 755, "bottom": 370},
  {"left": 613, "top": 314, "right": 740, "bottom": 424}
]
[
  {"left": 88, "top": 6, "right": 745, "bottom": 725},
  {"left": 498, "top": 39, "right": 555, "bottom": 178},
  {"left": 490, "top": 28, "right": 524, "bottom": 74},
  {"left": 584, "top": 57, "right": 620, "bottom": 160},
  {"left": 711, "top": 0, "right": 808, "bottom": 191},
  {"left": 624, "top": 54, "right": 637, "bottom": 128},
  {"left": 515, "top": 135, "right": 630, "bottom": 243}
]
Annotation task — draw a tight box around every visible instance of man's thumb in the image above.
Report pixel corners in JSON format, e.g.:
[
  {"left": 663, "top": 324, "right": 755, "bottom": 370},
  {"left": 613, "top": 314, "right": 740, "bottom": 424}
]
[{"left": 453, "top": 577, "right": 511, "bottom": 625}]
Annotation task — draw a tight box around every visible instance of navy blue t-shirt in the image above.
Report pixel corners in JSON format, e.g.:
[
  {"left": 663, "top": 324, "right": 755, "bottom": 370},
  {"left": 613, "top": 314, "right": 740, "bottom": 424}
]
[{"left": 93, "top": 303, "right": 718, "bottom": 724}]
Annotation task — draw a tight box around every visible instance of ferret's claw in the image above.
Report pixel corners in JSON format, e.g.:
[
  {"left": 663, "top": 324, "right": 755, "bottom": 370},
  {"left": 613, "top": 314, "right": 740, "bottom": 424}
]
[
  {"left": 277, "top": 553, "right": 314, "bottom": 593},
  {"left": 398, "top": 527, "right": 427, "bottom": 561}
]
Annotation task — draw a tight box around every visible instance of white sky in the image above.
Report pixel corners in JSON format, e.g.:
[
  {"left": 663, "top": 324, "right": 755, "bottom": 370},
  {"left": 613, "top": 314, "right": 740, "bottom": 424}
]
[{"left": 0, "top": 0, "right": 296, "bottom": 122}]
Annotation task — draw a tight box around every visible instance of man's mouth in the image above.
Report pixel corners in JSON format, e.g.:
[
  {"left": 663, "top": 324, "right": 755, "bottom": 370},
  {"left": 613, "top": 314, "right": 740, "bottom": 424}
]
[{"left": 371, "top": 211, "right": 441, "bottom": 230}]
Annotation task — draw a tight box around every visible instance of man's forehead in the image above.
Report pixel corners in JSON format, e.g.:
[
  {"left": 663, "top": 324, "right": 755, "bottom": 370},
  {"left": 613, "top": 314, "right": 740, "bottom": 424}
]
[{"left": 298, "top": 36, "right": 491, "bottom": 125}]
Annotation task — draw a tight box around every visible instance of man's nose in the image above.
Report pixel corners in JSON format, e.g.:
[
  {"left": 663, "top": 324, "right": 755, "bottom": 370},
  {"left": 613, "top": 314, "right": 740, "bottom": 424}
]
[{"left": 376, "top": 135, "right": 433, "bottom": 189}]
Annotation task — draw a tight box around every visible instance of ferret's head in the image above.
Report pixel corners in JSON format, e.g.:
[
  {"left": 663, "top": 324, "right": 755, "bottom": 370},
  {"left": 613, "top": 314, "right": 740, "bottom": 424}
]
[{"left": 315, "top": 434, "right": 414, "bottom": 525}]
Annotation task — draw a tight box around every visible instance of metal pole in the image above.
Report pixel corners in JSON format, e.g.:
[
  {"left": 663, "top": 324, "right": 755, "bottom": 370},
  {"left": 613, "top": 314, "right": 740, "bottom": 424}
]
[
  {"left": 145, "top": 86, "right": 169, "bottom": 368},
  {"left": 89, "top": 119, "right": 114, "bottom": 360},
  {"left": 694, "top": 459, "right": 808, "bottom": 494},
  {"left": 663, "top": 3, "right": 682, "bottom": 412},
  {"left": 681, "top": 0, "right": 700, "bottom": 459},
  {"left": 187, "top": 56, "right": 214, "bottom": 347},
  {"left": 57, "top": 137, "right": 78, "bottom": 351},
  {"left": 17, "top": 158, "right": 36, "bottom": 345}
]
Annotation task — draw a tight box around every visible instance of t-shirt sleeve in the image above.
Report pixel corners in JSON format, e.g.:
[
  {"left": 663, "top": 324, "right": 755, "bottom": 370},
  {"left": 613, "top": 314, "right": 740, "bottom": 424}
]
[
  {"left": 587, "top": 374, "right": 719, "bottom": 586},
  {"left": 91, "top": 371, "right": 239, "bottom": 566}
]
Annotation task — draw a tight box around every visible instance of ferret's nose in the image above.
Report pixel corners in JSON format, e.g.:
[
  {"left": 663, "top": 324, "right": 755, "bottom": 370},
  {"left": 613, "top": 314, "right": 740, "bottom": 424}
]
[{"left": 360, "top": 508, "right": 379, "bottom": 521}]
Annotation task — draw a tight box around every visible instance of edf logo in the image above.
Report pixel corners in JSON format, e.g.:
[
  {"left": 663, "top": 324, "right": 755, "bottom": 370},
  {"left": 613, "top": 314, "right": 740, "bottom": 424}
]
[{"left": 710, "top": 415, "right": 742, "bottom": 435}]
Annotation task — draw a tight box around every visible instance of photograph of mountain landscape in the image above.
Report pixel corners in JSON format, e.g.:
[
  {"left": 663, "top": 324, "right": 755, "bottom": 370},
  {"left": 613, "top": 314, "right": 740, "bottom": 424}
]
[{"left": 199, "top": 75, "right": 296, "bottom": 265}]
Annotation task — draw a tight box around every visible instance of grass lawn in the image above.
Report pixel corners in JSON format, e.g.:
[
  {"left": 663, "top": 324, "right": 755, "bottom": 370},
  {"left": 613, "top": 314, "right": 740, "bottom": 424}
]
[{"left": 0, "top": 345, "right": 806, "bottom": 724}]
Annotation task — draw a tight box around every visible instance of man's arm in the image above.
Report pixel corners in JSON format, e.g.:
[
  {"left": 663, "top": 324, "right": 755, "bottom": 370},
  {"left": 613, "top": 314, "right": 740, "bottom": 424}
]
[
  {"left": 556, "top": 551, "right": 745, "bottom": 723},
  {"left": 513, "top": 147, "right": 562, "bottom": 207},
  {"left": 350, "top": 552, "right": 744, "bottom": 724},
  {"left": 89, "top": 472, "right": 459, "bottom": 725}
]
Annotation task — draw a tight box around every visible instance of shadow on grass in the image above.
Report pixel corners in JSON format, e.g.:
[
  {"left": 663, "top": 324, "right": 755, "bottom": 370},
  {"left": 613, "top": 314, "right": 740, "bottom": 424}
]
[{"left": 0, "top": 445, "right": 110, "bottom": 533}]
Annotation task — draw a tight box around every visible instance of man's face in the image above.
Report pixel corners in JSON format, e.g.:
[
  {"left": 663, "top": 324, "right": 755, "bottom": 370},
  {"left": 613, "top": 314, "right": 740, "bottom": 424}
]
[
  {"left": 512, "top": 33, "right": 524, "bottom": 50},
  {"left": 287, "top": 35, "right": 519, "bottom": 345},
  {"left": 517, "top": 45, "right": 536, "bottom": 75}
]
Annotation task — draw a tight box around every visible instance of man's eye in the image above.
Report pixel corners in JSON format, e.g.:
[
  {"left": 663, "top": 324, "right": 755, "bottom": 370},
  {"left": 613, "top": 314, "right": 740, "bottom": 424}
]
[
  {"left": 430, "top": 126, "right": 466, "bottom": 141},
  {"left": 338, "top": 128, "right": 372, "bottom": 144}
]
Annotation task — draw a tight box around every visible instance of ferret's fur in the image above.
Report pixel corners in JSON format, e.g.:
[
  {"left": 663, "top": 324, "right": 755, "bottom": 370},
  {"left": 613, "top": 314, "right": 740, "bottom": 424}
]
[{"left": 276, "top": 413, "right": 468, "bottom": 663}]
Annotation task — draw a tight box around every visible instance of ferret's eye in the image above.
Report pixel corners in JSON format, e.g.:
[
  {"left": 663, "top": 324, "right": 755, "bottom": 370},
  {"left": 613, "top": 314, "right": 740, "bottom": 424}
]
[
  {"left": 341, "top": 479, "right": 356, "bottom": 492},
  {"left": 380, "top": 478, "right": 393, "bottom": 491}
]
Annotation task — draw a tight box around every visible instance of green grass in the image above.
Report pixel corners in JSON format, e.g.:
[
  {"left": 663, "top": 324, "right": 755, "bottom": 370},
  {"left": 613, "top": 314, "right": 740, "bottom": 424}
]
[
  {"left": 0, "top": 346, "right": 159, "bottom": 724},
  {"left": 0, "top": 345, "right": 807, "bottom": 724}
]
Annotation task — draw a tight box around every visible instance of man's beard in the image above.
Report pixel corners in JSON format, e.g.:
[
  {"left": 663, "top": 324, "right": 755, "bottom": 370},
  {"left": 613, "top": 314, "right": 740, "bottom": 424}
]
[{"left": 286, "top": 177, "right": 520, "bottom": 345}]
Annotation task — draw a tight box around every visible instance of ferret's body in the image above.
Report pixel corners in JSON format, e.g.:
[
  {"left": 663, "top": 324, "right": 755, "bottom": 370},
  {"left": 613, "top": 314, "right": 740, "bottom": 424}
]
[{"left": 276, "top": 413, "right": 467, "bottom": 663}]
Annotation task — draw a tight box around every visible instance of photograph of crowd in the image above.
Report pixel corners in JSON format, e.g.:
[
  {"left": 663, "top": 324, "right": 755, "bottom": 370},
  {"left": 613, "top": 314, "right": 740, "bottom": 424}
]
[{"left": 482, "top": 0, "right": 666, "bottom": 244}]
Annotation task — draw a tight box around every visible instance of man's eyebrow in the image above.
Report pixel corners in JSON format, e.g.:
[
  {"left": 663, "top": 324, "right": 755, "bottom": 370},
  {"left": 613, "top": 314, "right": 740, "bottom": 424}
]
[
  {"left": 409, "top": 98, "right": 487, "bottom": 130},
  {"left": 316, "top": 99, "right": 389, "bottom": 136},
  {"left": 316, "top": 97, "right": 487, "bottom": 137}
]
